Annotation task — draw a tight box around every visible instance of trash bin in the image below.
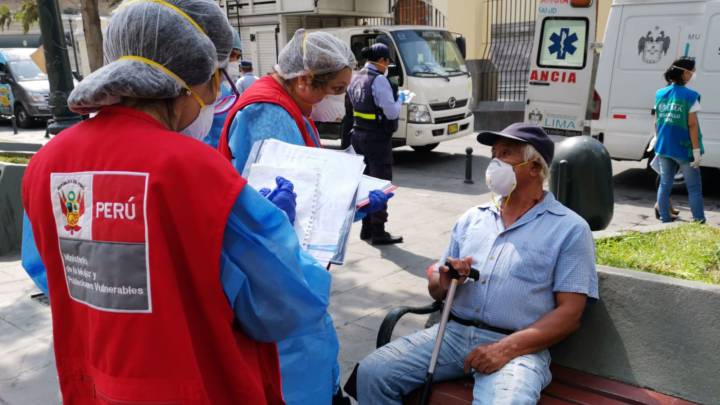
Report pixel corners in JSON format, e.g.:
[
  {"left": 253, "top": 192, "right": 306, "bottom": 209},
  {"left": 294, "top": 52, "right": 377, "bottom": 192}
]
[
  {"left": 0, "top": 161, "right": 27, "bottom": 254},
  {"left": 550, "top": 136, "right": 613, "bottom": 231}
]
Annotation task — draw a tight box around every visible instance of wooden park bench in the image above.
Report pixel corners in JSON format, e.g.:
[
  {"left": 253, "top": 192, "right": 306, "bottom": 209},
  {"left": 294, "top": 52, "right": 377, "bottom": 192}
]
[{"left": 346, "top": 301, "right": 699, "bottom": 405}]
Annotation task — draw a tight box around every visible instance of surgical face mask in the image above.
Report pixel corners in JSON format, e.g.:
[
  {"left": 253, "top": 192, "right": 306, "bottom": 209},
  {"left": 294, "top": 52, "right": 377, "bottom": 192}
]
[
  {"left": 371, "top": 61, "right": 389, "bottom": 76},
  {"left": 181, "top": 104, "right": 214, "bottom": 141},
  {"left": 227, "top": 61, "right": 240, "bottom": 82}
]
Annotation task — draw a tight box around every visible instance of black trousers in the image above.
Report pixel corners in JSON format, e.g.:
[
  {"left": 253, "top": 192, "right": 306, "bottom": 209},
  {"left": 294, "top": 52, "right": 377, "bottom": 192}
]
[
  {"left": 362, "top": 161, "right": 393, "bottom": 234},
  {"left": 351, "top": 127, "right": 394, "bottom": 236}
]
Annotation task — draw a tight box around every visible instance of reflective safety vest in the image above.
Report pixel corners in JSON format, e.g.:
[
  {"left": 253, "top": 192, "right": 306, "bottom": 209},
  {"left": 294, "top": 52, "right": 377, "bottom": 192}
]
[
  {"left": 22, "top": 105, "right": 284, "bottom": 405},
  {"left": 347, "top": 67, "right": 398, "bottom": 136},
  {"left": 218, "top": 75, "right": 319, "bottom": 160}
]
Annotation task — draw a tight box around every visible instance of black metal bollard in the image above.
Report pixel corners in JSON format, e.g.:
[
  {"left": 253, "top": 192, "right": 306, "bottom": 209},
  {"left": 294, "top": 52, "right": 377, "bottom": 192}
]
[{"left": 464, "top": 147, "right": 473, "bottom": 184}]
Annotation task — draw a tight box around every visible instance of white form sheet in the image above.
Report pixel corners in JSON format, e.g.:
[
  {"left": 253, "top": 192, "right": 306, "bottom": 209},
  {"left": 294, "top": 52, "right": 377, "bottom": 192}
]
[
  {"left": 245, "top": 164, "right": 321, "bottom": 250},
  {"left": 243, "top": 139, "right": 366, "bottom": 266}
]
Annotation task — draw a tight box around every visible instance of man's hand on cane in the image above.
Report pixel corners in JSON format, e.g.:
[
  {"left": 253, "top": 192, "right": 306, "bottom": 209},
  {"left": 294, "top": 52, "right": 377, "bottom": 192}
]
[{"left": 438, "top": 257, "right": 473, "bottom": 292}]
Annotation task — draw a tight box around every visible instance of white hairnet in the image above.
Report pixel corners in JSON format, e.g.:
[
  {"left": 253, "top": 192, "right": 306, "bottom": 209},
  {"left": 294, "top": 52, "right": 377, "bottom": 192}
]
[
  {"left": 68, "top": 0, "right": 233, "bottom": 114},
  {"left": 274, "top": 29, "right": 356, "bottom": 80}
]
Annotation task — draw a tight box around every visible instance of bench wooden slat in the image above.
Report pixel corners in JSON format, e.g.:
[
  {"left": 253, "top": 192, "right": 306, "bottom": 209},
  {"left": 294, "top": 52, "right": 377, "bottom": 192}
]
[
  {"left": 405, "top": 379, "right": 473, "bottom": 404},
  {"left": 538, "top": 395, "right": 577, "bottom": 405},
  {"left": 543, "top": 379, "right": 631, "bottom": 405},
  {"left": 403, "top": 365, "right": 699, "bottom": 405},
  {"left": 550, "top": 365, "right": 699, "bottom": 405}
]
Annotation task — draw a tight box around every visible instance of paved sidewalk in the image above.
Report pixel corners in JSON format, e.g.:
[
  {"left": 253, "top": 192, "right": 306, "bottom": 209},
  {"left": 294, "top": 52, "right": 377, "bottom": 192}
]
[
  {"left": 0, "top": 125, "right": 48, "bottom": 151},
  {"left": 0, "top": 254, "right": 59, "bottom": 403},
  {"left": 1, "top": 124, "right": 719, "bottom": 403}
]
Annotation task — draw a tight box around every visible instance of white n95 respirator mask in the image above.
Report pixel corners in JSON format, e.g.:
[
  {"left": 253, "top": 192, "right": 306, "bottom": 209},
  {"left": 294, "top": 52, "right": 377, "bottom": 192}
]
[
  {"left": 181, "top": 104, "right": 214, "bottom": 141},
  {"left": 485, "top": 158, "right": 518, "bottom": 197},
  {"left": 227, "top": 61, "right": 241, "bottom": 82}
]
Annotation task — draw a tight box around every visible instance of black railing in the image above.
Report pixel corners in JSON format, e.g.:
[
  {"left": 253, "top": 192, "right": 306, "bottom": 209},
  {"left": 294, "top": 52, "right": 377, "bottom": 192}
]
[{"left": 477, "top": 0, "right": 537, "bottom": 102}]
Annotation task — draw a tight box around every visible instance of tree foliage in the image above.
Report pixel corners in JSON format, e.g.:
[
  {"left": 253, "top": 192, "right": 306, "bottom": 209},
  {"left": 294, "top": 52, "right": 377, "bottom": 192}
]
[
  {"left": 0, "top": 5, "right": 13, "bottom": 31},
  {"left": 15, "top": 0, "right": 39, "bottom": 33}
]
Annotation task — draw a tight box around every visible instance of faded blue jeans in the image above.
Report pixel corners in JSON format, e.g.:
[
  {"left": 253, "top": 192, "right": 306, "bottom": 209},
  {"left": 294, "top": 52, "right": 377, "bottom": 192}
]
[
  {"left": 657, "top": 155, "right": 705, "bottom": 223},
  {"left": 357, "top": 322, "right": 552, "bottom": 405}
]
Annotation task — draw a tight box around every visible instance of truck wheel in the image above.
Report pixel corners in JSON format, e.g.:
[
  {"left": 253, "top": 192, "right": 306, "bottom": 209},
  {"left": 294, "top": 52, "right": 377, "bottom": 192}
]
[
  {"left": 411, "top": 143, "right": 439, "bottom": 153},
  {"left": 15, "top": 104, "right": 32, "bottom": 129}
]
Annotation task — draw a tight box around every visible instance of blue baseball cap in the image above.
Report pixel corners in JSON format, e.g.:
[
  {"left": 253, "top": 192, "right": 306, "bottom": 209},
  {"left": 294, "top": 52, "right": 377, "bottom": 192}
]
[
  {"left": 477, "top": 123, "right": 554, "bottom": 165},
  {"left": 366, "top": 43, "right": 391, "bottom": 62},
  {"left": 240, "top": 60, "right": 253, "bottom": 69}
]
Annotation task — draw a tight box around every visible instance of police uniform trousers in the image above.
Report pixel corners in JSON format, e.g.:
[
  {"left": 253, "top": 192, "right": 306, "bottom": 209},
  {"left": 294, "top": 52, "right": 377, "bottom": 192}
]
[{"left": 351, "top": 130, "right": 393, "bottom": 236}]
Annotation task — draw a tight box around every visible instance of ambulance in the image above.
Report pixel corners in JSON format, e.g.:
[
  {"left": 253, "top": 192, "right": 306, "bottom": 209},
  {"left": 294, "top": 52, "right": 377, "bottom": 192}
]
[{"left": 525, "top": 0, "right": 720, "bottom": 170}]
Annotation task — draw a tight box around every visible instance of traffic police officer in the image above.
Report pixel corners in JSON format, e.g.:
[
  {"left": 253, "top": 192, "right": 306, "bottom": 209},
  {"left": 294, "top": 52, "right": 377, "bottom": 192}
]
[{"left": 348, "top": 42, "right": 404, "bottom": 245}]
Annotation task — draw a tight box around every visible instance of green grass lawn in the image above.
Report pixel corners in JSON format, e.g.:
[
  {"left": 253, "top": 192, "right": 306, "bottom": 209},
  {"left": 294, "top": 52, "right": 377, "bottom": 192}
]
[
  {"left": 596, "top": 223, "right": 720, "bottom": 285},
  {"left": 0, "top": 153, "right": 30, "bottom": 164}
]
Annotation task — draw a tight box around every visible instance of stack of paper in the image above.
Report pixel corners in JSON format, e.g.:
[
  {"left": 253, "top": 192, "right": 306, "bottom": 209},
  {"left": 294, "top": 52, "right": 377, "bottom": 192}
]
[
  {"left": 243, "top": 139, "right": 366, "bottom": 266},
  {"left": 245, "top": 164, "right": 321, "bottom": 249}
]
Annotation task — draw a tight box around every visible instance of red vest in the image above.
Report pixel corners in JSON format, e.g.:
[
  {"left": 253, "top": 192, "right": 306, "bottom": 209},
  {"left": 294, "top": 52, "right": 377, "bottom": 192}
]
[
  {"left": 22, "top": 106, "right": 284, "bottom": 405},
  {"left": 218, "top": 75, "right": 319, "bottom": 160}
]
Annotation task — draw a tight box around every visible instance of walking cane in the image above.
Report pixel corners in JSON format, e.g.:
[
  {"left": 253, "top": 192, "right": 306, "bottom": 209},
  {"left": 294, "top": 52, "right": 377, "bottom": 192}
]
[{"left": 419, "top": 261, "right": 480, "bottom": 405}]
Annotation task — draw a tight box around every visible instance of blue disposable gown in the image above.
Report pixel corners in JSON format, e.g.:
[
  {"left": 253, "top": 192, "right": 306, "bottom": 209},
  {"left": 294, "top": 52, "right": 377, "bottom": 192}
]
[
  {"left": 227, "top": 102, "right": 340, "bottom": 404},
  {"left": 204, "top": 83, "right": 237, "bottom": 149},
  {"left": 21, "top": 214, "right": 47, "bottom": 294},
  {"left": 21, "top": 185, "right": 330, "bottom": 345}
]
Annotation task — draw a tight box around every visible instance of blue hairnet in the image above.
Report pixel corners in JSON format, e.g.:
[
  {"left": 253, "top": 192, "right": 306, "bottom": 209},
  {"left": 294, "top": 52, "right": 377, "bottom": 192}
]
[
  {"left": 274, "top": 29, "right": 356, "bottom": 80},
  {"left": 68, "top": 0, "right": 233, "bottom": 114},
  {"left": 232, "top": 29, "right": 242, "bottom": 51}
]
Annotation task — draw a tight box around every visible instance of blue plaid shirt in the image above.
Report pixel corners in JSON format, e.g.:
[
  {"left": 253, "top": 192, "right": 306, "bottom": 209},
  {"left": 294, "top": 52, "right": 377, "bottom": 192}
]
[{"left": 439, "top": 192, "right": 598, "bottom": 331}]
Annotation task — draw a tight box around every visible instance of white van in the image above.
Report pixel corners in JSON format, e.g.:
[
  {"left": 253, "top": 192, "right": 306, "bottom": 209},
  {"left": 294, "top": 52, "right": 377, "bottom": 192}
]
[
  {"left": 526, "top": 0, "right": 720, "bottom": 170},
  {"left": 313, "top": 26, "right": 475, "bottom": 152}
]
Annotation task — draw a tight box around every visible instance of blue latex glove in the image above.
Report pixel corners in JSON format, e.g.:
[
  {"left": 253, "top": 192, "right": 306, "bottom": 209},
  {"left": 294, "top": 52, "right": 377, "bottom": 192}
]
[
  {"left": 358, "top": 190, "right": 393, "bottom": 215},
  {"left": 261, "top": 176, "right": 297, "bottom": 225}
]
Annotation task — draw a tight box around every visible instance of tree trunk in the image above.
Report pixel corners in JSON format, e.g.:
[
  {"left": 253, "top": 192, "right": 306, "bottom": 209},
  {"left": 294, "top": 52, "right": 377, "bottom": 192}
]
[{"left": 80, "top": 0, "right": 103, "bottom": 72}]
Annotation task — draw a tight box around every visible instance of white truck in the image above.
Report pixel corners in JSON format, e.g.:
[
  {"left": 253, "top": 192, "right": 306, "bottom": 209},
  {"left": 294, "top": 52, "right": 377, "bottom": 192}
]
[
  {"left": 226, "top": 0, "right": 473, "bottom": 151},
  {"left": 315, "top": 26, "right": 475, "bottom": 152},
  {"left": 525, "top": 0, "right": 719, "bottom": 170}
]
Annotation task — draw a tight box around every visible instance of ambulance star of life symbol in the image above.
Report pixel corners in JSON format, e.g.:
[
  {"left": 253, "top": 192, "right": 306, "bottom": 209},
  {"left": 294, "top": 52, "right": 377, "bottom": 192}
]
[
  {"left": 548, "top": 28, "right": 578, "bottom": 60},
  {"left": 448, "top": 97, "right": 457, "bottom": 109}
]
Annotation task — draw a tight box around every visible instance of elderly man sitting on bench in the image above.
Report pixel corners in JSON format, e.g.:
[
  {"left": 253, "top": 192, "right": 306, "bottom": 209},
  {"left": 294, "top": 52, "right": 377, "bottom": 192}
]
[{"left": 356, "top": 123, "right": 599, "bottom": 404}]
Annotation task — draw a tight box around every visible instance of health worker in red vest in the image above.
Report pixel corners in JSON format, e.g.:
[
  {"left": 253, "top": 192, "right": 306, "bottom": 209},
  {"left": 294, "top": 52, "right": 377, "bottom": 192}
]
[
  {"left": 216, "top": 29, "right": 389, "bottom": 405},
  {"left": 20, "top": 1, "right": 329, "bottom": 403}
]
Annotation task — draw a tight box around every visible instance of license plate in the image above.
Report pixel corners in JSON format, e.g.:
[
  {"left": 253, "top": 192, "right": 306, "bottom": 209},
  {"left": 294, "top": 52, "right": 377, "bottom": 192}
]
[{"left": 448, "top": 123, "right": 459, "bottom": 134}]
